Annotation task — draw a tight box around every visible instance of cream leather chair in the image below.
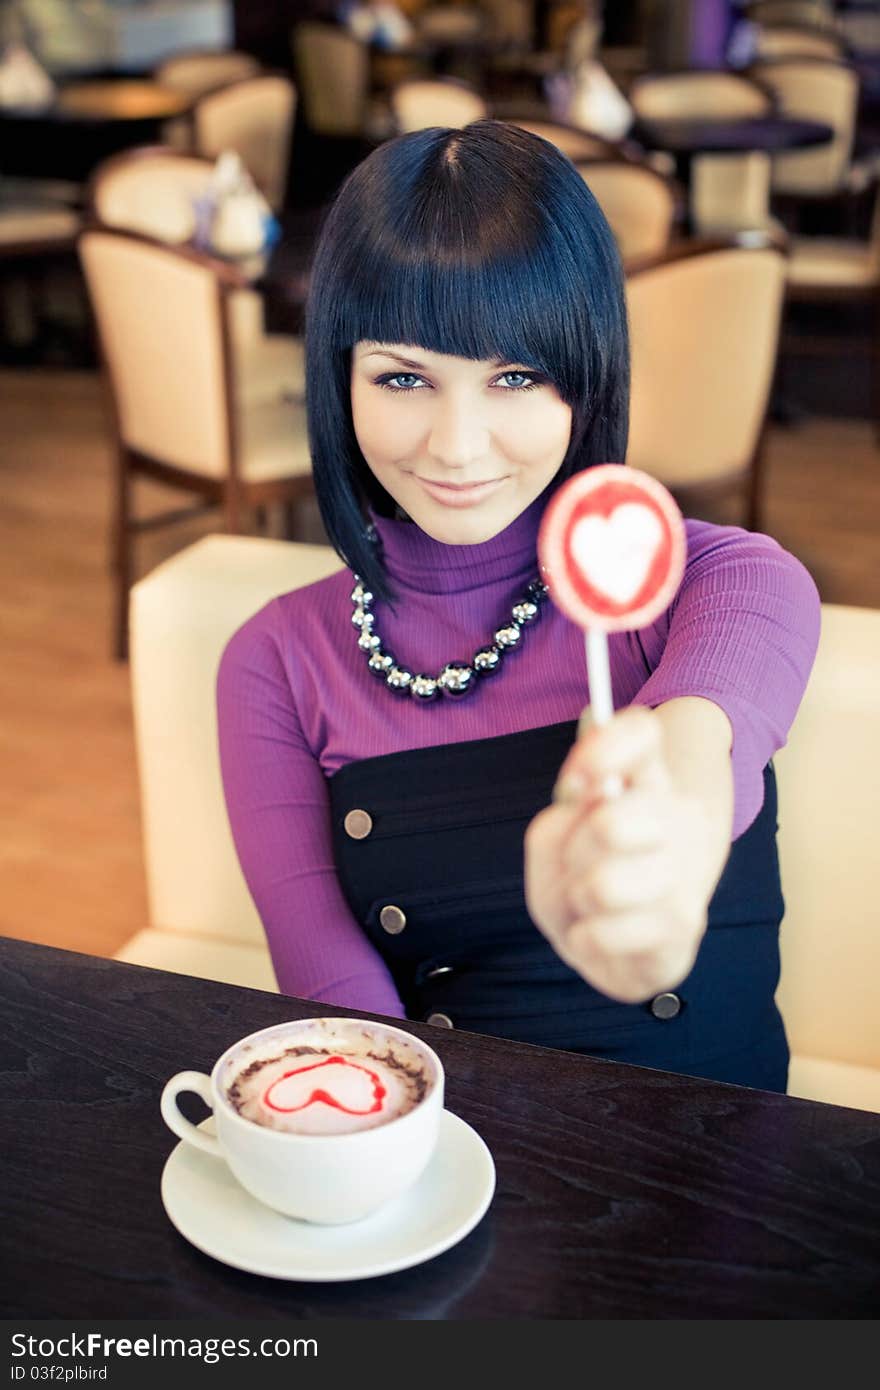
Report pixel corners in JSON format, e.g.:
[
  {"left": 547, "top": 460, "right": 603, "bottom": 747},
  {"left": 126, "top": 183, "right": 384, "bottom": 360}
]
[
  {"left": 291, "top": 22, "right": 369, "bottom": 138},
  {"left": 576, "top": 158, "right": 678, "bottom": 265},
  {"left": 116, "top": 535, "right": 880, "bottom": 1112},
  {"left": 78, "top": 228, "right": 315, "bottom": 658},
  {"left": 776, "top": 604, "right": 880, "bottom": 1113},
  {"left": 390, "top": 78, "right": 488, "bottom": 133},
  {"left": 749, "top": 57, "right": 860, "bottom": 198},
  {"left": 88, "top": 147, "right": 304, "bottom": 410},
  {"left": 629, "top": 71, "right": 773, "bottom": 122},
  {"left": 192, "top": 74, "right": 297, "bottom": 213},
  {"left": 499, "top": 117, "right": 621, "bottom": 161},
  {"left": 155, "top": 49, "right": 262, "bottom": 99},
  {"left": 626, "top": 236, "right": 787, "bottom": 529},
  {"left": 117, "top": 535, "right": 342, "bottom": 990}
]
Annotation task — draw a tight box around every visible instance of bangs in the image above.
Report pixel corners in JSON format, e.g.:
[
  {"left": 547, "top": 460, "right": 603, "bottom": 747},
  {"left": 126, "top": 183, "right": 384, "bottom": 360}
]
[{"left": 309, "top": 122, "right": 617, "bottom": 403}]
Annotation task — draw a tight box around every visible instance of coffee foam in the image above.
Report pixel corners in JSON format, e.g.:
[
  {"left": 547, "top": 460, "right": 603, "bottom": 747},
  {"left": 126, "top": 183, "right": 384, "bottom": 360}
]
[{"left": 222, "top": 1019, "right": 432, "bottom": 1136}]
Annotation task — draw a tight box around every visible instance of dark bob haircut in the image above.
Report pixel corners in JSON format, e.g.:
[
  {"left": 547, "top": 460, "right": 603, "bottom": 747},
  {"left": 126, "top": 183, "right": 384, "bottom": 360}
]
[{"left": 305, "top": 119, "right": 630, "bottom": 598}]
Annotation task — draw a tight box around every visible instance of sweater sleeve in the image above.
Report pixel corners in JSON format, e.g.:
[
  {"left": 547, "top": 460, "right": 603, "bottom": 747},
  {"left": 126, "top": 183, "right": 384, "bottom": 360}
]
[
  {"left": 216, "top": 600, "right": 406, "bottom": 1017},
  {"left": 629, "top": 523, "right": 821, "bottom": 839}
]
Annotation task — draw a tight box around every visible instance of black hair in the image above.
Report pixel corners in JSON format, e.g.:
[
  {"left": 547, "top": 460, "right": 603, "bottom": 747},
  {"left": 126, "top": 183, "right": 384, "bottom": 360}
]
[{"left": 304, "top": 119, "right": 630, "bottom": 598}]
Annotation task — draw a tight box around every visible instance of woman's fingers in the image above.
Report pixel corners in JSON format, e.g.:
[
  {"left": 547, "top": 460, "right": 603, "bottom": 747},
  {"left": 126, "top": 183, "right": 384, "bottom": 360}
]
[
  {"left": 561, "top": 789, "right": 667, "bottom": 866},
  {"left": 564, "top": 848, "right": 675, "bottom": 917},
  {"left": 556, "top": 913, "right": 699, "bottom": 1004},
  {"left": 554, "top": 706, "right": 669, "bottom": 803}
]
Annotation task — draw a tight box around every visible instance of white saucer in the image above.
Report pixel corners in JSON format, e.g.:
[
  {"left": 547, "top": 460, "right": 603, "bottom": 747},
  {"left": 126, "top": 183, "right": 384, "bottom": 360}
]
[{"left": 160, "top": 1109, "right": 495, "bottom": 1282}]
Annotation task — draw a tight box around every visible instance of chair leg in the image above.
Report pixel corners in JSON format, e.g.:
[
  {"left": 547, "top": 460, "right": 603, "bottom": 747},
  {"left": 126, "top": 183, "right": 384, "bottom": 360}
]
[
  {"left": 113, "top": 451, "right": 132, "bottom": 663},
  {"left": 746, "top": 429, "right": 768, "bottom": 534}
]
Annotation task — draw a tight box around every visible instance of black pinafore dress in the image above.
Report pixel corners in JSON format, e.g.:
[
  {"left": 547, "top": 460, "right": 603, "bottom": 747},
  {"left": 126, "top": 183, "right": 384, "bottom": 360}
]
[{"left": 329, "top": 721, "right": 788, "bottom": 1092}]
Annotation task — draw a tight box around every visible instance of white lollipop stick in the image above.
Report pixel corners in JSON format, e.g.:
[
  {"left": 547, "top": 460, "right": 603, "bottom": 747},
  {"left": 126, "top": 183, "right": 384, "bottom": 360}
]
[{"left": 585, "top": 628, "right": 623, "bottom": 797}]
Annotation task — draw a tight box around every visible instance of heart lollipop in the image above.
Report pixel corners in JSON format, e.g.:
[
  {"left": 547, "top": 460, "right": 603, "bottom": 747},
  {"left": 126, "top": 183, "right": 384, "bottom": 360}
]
[{"left": 538, "top": 465, "right": 686, "bottom": 732}]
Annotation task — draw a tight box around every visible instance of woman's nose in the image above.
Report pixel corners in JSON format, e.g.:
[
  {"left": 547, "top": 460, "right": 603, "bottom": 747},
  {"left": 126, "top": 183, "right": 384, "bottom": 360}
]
[{"left": 426, "top": 398, "right": 489, "bottom": 468}]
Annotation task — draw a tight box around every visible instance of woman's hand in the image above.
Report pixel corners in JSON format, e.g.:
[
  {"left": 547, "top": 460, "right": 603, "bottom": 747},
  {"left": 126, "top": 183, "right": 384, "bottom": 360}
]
[{"left": 524, "top": 699, "right": 734, "bottom": 1004}]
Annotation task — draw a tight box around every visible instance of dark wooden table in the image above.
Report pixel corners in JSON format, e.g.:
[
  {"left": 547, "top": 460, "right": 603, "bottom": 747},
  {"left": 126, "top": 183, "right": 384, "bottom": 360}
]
[
  {"left": 0, "top": 80, "right": 192, "bottom": 183},
  {"left": 3, "top": 936, "right": 880, "bottom": 1319},
  {"left": 632, "top": 114, "right": 835, "bottom": 186}
]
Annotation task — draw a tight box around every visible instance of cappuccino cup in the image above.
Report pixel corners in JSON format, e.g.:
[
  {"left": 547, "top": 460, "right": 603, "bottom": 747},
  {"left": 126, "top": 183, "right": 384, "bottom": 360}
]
[{"left": 160, "top": 1017, "right": 444, "bottom": 1224}]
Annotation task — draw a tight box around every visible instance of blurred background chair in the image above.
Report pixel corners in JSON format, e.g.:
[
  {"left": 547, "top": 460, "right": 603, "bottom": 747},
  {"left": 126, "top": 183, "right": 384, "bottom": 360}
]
[
  {"left": 0, "top": 187, "right": 81, "bottom": 363},
  {"left": 750, "top": 56, "right": 861, "bottom": 204},
  {"left": 117, "top": 531, "right": 880, "bottom": 1114},
  {"left": 629, "top": 69, "right": 775, "bottom": 121},
  {"left": 291, "top": 21, "right": 370, "bottom": 139},
  {"left": 87, "top": 148, "right": 304, "bottom": 410},
  {"left": 576, "top": 157, "right": 679, "bottom": 265},
  {"left": 625, "top": 235, "right": 787, "bottom": 529},
  {"left": 191, "top": 73, "right": 297, "bottom": 214},
  {"left": 746, "top": 0, "right": 836, "bottom": 25},
  {"left": 498, "top": 115, "right": 623, "bottom": 161},
  {"left": 154, "top": 47, "right": 262, "bottom": 151},
  {"left": 390, "top": 76, "right": 487, "bottom": 132},
  {"left": 782, "top": 178, "right": 880, "bottom": 436},
  {"left": 751, "top": 24, "right": 847, "bottom": 62},
  {"left": 116, "top": 533, "right": 342, "bottom": 990},
  {"left": 77, "top": 228, "right": 314, "bottom": 659},
  {"left": 776, "top": 601, "right": 880, "bottom": 1113}
]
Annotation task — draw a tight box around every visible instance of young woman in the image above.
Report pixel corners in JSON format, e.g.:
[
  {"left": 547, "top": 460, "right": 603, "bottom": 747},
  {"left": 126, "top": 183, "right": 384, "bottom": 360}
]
[{"left": 217, "top": 122, "right": 820, "bottom": 1092}]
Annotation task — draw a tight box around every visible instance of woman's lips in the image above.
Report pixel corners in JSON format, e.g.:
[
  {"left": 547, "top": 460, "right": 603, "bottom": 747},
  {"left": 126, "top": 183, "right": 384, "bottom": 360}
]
[{"left": 415, "top": 476, "right": 506, "bottom": 508}]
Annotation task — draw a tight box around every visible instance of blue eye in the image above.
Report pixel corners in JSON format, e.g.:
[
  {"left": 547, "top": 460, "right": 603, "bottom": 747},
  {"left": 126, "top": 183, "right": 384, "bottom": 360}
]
[
  {"left": 497, "top": 371, "right": 535, "bottom": 390},
  {"left": 376, "top": 373, "right": 426, "bottom": 392}
]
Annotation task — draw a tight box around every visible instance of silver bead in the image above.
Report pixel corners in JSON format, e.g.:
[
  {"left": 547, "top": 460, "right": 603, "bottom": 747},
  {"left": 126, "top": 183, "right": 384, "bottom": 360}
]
[
  {"left": 350, "top": 583, "right": 373, "bottom": 606},
  {"left": 351, "top": 606, "right": 374, "bottom": 629},
  {"left": 494, "top": 624, "right": 522, "bottom": 650},
  {"left": 410, "top": 674, "right": 439, "bottom": 701},
  {"left": 367, "top": 650, "right": 394, "bottom": 676},
  {"left": 527, "top": 579, "right": 549, "bottom": 602},
  {"left": 438, "top": 663, "right": 475, "bottom": 698},
  {"left": 473, "top": 647, "right": 502, "bottom": 675},
  {"left": 386, "top": 666, "right": 413, "bottom": 693},
  {"left": 512, "top": 600, "right": 539, "bottom": 625},
  {"left": 358, "top": 629, "right": 381, "bottom": 651}
]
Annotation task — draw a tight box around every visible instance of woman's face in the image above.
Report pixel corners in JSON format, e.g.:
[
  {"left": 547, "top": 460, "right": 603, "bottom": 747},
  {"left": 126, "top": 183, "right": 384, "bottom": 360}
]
[{"left": 350, "top": 342, "right": 573, "bottom": 545}]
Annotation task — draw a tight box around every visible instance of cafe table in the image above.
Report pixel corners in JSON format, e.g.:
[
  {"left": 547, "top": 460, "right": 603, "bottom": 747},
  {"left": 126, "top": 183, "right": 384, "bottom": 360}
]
[
  {"left": 631, "top": 113, "right": 835, "bottom": 187},
  {"left": 0, "top": 80, "right": 192, "bottom": 184},
  {"left": 2, "top": 936, "right": 879, "bottom": 1319}
]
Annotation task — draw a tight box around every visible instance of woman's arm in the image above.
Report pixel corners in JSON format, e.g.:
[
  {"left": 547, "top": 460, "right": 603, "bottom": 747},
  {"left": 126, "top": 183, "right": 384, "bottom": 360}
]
[
  {"left": 216, "top": 603, "right": 407, "bottom": 1017},
  {"left": 525, "top": 525, "right": 821, "bottom": 1003}
]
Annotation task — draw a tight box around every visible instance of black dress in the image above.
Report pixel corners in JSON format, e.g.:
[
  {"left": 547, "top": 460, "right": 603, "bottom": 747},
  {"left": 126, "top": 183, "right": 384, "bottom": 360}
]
[{"left": 329, "top": 720, "right": 789, "bottom": 1092}]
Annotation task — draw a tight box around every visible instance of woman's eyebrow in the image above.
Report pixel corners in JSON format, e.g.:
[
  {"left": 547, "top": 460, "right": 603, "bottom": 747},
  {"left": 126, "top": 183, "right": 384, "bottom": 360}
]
[{"left": 360, "top": 349, "right": 530, "bottom": 369}]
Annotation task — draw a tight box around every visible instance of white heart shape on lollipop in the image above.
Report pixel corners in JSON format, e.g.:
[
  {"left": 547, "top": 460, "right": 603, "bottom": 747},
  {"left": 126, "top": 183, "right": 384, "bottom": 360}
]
[
  {"left": 265, "top": 1056, "right": 381, "bottom": 1115},
  {"left": 570, "top": 503, "right": 663, "bottom": 606}
]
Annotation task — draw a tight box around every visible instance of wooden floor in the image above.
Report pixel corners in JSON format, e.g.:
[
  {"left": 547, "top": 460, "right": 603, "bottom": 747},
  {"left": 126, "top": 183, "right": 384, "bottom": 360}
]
[{"left": 2, "top": 368, "right": 879, "bottom": 961}]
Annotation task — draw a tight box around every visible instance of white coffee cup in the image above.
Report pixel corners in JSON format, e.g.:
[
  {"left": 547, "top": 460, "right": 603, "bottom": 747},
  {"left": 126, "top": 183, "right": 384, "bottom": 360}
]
[{"left": 160, "top": 1017, "right": 444, "bottom": 1224}]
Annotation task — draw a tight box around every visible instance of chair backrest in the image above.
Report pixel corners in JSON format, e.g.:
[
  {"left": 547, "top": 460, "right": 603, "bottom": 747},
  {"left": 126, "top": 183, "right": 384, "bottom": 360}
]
[
  {"left": 501, "top": 117, "right": 620, "bottom": 161},
  {"left": 576, "top": 158, "right": 677, "bottom": 264},
  {"left": 130, "top": 535, "right": 343, "bottom": 944},
  {"left": 155, "top": 49, "right": 261, "bottom": 98},
  {"left": 291, "top": 22, "right": 369, "bottom": 137},
  {"left": 752, "top": 24, "right": 846, "bottom": 61},
  {"left": 750, "top": 57, "right": 859, "bottom": 195},
  {"left": 390, "top": 78, "right": 487, "bottom": 133},
  {"left": 192, "top": 74, "right": 296, "bottom": 212},
  {"left": 625, "top": 238, "right": 786, "bottom": 486},
  {"left": 747, "top": 0, "right": 834, "bottom": 25},
  {"left": 88, "top": 147, "right": 214, "bottom": 244},
  {"left": 775, "top": 603, "right": 880, "bottom": 1088},
  {"left": 630, "top": 70, "right": 774, "bottom": 121},
  {"left": 78, "top": 228, "right": 233, "bottom": 478}
]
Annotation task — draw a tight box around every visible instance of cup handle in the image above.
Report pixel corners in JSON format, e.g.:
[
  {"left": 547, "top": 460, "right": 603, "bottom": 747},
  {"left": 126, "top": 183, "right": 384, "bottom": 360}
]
[{"left": 160, "top": 1071, "right": 223, "bottom": 1156}]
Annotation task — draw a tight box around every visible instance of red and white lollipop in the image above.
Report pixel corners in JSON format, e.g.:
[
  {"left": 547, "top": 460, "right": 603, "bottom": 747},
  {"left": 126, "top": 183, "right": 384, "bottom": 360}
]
[{"left": 538, "top": 465, "right": 686, "bottom": 728}]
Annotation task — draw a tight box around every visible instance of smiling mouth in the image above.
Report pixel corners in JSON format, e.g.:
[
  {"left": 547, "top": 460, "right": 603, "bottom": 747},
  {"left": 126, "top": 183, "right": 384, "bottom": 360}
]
[{"left": 415, "top": 476, "right": 506, "bottom": 506}]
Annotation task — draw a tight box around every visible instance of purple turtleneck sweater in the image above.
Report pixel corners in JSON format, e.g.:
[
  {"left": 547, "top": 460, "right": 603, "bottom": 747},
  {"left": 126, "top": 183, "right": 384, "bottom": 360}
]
[{"left": 216, "top": 497, "right": 820, "bottom": 1015}]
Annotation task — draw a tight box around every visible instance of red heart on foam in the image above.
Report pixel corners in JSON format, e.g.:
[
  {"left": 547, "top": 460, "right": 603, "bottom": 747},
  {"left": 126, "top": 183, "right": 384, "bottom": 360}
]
[{"left": 263, "top": 1054, "right": 386, "bottom": 1116}]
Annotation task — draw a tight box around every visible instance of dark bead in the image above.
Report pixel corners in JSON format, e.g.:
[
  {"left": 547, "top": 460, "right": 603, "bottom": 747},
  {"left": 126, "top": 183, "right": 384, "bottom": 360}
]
[
  {"left": 527, "top": 578, "right": 549, "bottom": 602},
  {"left": 512, "top": 600, "right": 539, "bottom": 625},
  {"left": 367, "top": 650, "right": 394, "bottom": 676},
  {"left": 386, "top": 666, "right": 413, "bottom": 693}
]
